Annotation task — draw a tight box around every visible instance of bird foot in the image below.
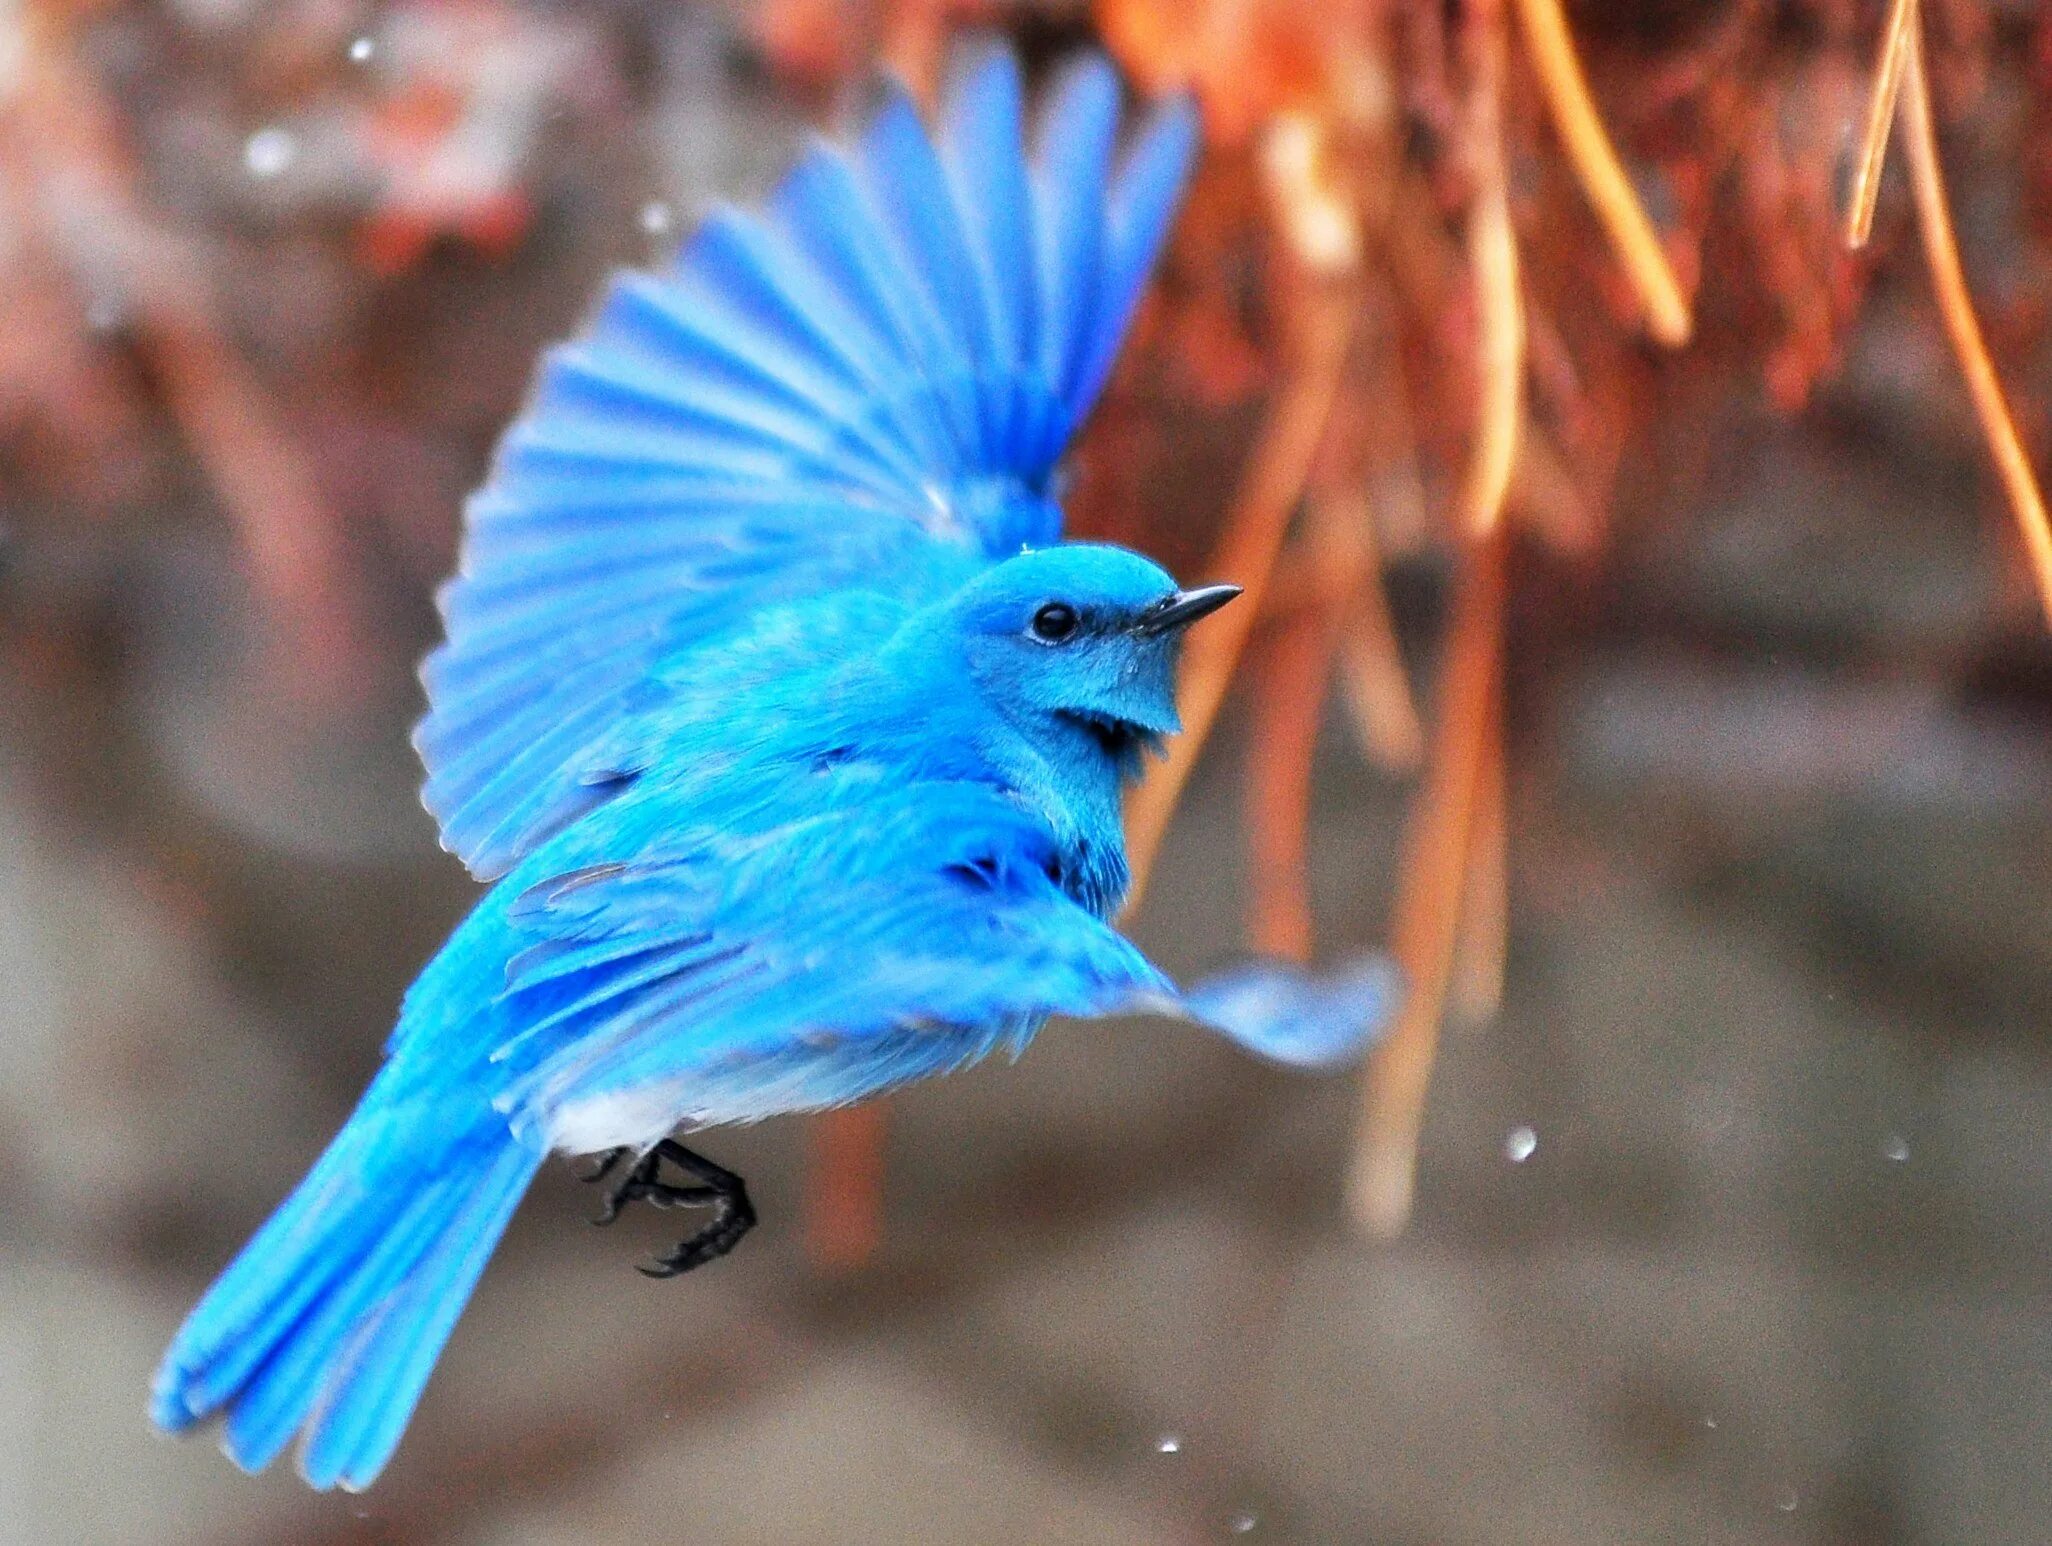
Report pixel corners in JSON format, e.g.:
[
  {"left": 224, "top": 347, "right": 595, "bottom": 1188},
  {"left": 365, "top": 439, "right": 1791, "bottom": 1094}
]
[{"left": 583, "top": 1139, "right": 756, "bottom": 1276}]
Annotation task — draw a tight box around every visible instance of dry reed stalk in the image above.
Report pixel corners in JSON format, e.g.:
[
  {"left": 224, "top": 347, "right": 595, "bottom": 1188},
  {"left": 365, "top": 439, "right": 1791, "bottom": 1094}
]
[
  {"left": 805, "top": 1103, "right": 889, "bottom": 1270},
  {"left": 1511, "top": 0, "right": 1692, "bottom": 345},
  {"left": 1458, "top": 16, "right": 1525, "bottom": 539},
  {"left": 1845, "top": 0, "right": 1918, "bottom": 249},
  {"left": 1243, "top": 592, "right": 1341, "bottom": 959},
  {"left": 1899, "top": 22, "right": 2052, "bottom": 628},
  {"left": 1310, "top": 484, "right": 1425, "bottom": 771},
  {"left": 1121, "top": 283, "right": 1357, "bottom": 913},
  {"left": 1347, "top": 522, "right": 1508, "bottom": 1236},
  {"left": 1445, "top": 687, "right": 1507, "bottom": 1028},
  {"left": 1346, "top": 8, "right": 1521, "bottom": 1234},
  {"left": 1509, "top": 419, "right": 1600, "bottom": 555},
  {"left": 1250, "top": 540, "right": 1336, "bottom": 618},
  {"left": 1349, "top": 285, "right": 1433, "bottom": 559}
]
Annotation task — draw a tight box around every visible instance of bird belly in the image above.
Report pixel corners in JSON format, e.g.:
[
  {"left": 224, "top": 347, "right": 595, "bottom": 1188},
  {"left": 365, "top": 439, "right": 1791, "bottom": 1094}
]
[
  {"left": 544, "top": 1083, "right": 698, "bottom": 1156},
  {"left": 540, "top": 1016, "right": 1040, "bottom": 1154}
]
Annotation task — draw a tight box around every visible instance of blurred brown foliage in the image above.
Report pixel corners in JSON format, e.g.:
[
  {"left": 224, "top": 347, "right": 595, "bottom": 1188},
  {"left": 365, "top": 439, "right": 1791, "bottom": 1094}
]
[
  {"left": 5, "top": 0, "right": 2051, "bottom": 1258},
  {"left": 1081, "top": 0, "right": 2052, "bottom": 1234}
]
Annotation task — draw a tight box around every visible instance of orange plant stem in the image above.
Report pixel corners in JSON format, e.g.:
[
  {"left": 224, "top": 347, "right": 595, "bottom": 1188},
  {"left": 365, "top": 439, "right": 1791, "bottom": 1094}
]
[
  {"left": 1310, "top": 486, "right": 1425, "bottom": 773},
  {"left": 1347, "top": 6, "right": 1522, "bottom": 1236},
  {"left": 1460, "top": 14, "right": 1526, "bottom": 538},
  {"left": 1512, "top": 0, "right": 1692, "bottom": 345},
  {"left": 1845, "top": 0, "right": 1918, "bottom": 249},
  {"left": 1122, "top": 287, "right": 1356, "bottom": 914},
  {"left": 1899, "top": 23, "right": 2052, "bottom": 628},
  {"left": 1242, "top": 607, "right": 1339, "bottom": 961},
  {"left": 1446, "top": 687, "right": 1508, "bottom": 1028},
  {"left": 1348, "top": 525, "right": 1508, "bottom": 1237},
  {"left": 806, "top": 1103, "right": 888, "bottom": 1271}
]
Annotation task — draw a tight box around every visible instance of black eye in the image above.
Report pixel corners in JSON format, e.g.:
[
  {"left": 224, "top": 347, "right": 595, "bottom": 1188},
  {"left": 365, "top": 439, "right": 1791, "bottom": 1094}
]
[{"left": 1030, "top": 602, "right": 1079, "bottom": 643}]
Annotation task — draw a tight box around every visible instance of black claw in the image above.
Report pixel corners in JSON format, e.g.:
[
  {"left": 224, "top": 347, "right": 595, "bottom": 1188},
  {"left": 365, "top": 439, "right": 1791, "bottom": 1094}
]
[
  {"left": 584, "top": 1147, "right": 642, "bottom": 1226},
  {"left": 581, "top": 1139, "right": 755, "bottom": 1275},
  {"left": 639, "top": 1190, "right": 757, "bottom": 1277},
  {"left": 638, "top": 1184, "right": 722, "bottom": 1211}
]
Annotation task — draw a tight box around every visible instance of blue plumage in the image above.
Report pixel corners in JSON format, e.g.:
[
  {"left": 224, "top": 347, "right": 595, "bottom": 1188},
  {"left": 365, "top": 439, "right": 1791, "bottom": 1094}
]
[{"left": 153, "top": 47, "right": 1396, "bottom": 1491}]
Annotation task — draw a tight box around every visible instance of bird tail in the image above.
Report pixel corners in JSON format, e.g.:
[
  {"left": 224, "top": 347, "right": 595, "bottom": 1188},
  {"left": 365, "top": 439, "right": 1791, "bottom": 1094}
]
[{"left": 150, "top": 1096, "right": 544, "bottom": 1491}]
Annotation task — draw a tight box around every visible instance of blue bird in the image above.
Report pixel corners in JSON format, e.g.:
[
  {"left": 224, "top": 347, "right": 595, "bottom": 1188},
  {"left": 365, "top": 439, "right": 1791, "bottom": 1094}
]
[{"left": 151, "top": 45, "right": 1396, "bottom": 1491}]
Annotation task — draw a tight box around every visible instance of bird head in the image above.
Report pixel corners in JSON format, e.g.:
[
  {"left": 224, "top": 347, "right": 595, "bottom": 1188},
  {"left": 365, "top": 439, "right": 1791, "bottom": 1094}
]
[{"left": 947, "top": 544, "right": 1239, "bottom": 772}]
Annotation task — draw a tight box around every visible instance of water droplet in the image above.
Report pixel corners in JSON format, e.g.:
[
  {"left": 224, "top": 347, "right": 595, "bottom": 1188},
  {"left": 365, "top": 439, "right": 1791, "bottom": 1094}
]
[
  {"left": 243, "top": 126, "right": 298, "bottom": 180},
  {"left": 1153, "top": 1434, "right": 1183, "bottom": 1455},
  {"left": 1703, "top": 1415, "right": 1718, "bottom": 1430},
  {"left": 639, "top": 200, "right": 676, "bottom": 236},
  {"left": 1504, "top": 1125, "right": 1538, "bottom": 1164},
  {"left": 1775, "top": 1486, "right": 1798, "bottom": 1513},
  {"left": 348, "top": 36, "right": 375, "bottom": 64},
  {"left": 1882, "top": 1135, "right": 1910, "bottom": 1163},
  {"left": 1227, "top": 1512, "right": 1259, "bottom": 1535}
]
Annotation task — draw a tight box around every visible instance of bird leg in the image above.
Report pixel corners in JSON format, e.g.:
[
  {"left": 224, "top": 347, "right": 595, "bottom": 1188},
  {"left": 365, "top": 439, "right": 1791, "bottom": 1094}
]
[{"left": 584, "top": 1139, "right": 756, "bottom": 1277}]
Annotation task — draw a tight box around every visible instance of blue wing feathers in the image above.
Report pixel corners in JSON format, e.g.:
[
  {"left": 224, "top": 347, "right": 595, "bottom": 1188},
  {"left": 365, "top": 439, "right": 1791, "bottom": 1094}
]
[
  {"left": 770, "top": 149, "right": 985, "bottom": 475},
  {"left": 593, "top": 263, "right": 875, "bottom": 419},
  {"left": 1178, "top": 955, "right": 1399, "bottom": 1069},
  {"left": 938, "top": 51, "right": 1045, "bottom": 467},
  {"left": 941, "top": 46, "right": 1035, "bottom": 370},
  {"left": 1079, "top": 95, "right": 1200, "bottom": 409},
  {"left": 692, "top": 196, "right": 914, "bottom": 404},
  {"left": 531, "top": 348, "right": 866, "bottom": 478},
  {"left": 492, "top": 943, "right": 759, "bottom": 1073},
  {"left": 1031, "top": 55, "right": 1121, "bottom": 417},
  {"left": 470, "top": 784, "right": 1173, "bottom": 1124},
  {"left": 853, "top": 92, "right": 1001, "bottom": 420},
  {"left": 414, "top": 50, "right": 1197, "bottom": 877},
  {"left": 443, "top": 728, "right": 622, "bottom": 877}
]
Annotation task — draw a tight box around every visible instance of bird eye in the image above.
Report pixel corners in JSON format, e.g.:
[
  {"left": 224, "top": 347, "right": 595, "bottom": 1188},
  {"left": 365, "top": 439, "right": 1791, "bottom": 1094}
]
[{"left": 1030, "top": 602, "right": 1079, "bottom": 643}]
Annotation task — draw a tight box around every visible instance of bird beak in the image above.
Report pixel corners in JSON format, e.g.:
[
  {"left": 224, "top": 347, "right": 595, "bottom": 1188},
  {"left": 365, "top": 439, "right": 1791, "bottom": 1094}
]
[{"left": 1132, "top": 584, "right": 1243, "bottom": 637}]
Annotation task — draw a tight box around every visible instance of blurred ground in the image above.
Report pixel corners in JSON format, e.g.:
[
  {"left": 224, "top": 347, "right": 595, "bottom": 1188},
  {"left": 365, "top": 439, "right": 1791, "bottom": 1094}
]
[{"left": 4, "top": 4, "right": 2052, "bottom": 1545}]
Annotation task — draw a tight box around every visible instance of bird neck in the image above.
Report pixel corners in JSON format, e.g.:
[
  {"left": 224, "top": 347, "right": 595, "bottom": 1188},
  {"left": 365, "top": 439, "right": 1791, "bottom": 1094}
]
[
  {"left": 867, "top": 624, "right": 1133, "bottom": 916},
  {"left": 972, "top": 703, "right": 1134, "bottom": 918}
]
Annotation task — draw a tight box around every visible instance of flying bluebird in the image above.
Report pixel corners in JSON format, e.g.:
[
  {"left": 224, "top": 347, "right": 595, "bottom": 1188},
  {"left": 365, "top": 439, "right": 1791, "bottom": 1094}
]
[{"left": 151, "top": 44, "right": 1395, "bottom": 1490}]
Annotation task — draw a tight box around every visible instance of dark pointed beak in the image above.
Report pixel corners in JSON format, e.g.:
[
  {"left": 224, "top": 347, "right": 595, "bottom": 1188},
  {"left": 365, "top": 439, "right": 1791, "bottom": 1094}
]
[{"left": 1132, "top": 584, "right": 1243, "bottom": 637}]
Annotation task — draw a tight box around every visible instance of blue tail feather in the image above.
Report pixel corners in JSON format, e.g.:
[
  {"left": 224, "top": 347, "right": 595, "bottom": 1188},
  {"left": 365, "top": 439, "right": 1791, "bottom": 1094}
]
[
  {"left": 218, "top": 1178, "right": 458, "bottom": 1474},
  {"left": 151, "top": 1106, "right": 541, "bottom": 1490},
  {"left": 150, "top": 1117, "right": 392, "bottom": 1432},
  {"left": 299, "top": 1143, "right": 538, "bottom": 1490}
]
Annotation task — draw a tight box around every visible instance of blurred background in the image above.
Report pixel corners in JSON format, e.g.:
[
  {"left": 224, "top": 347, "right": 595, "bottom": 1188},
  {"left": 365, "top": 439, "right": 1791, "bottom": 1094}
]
[{"left": 5, "top": 0, "right": 2052, "bottom": 1542}]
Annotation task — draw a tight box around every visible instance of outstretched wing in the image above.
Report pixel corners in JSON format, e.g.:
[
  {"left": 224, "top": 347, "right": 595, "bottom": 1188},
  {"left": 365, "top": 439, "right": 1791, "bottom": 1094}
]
[
  {"left": 482, "top": 781, "right": 1169, "bottom": 1142},
  {"left": 415, "top": 48, "right": 1199, "bottom": 880},
  {"left": 461, "top": 781, "right": 1391, "bottom": 1149}
]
